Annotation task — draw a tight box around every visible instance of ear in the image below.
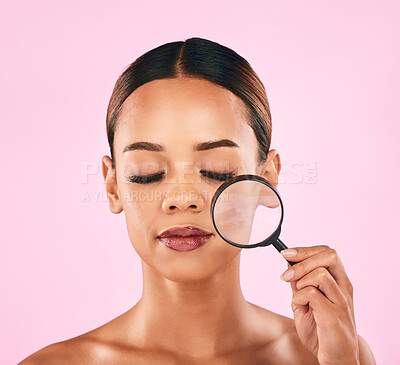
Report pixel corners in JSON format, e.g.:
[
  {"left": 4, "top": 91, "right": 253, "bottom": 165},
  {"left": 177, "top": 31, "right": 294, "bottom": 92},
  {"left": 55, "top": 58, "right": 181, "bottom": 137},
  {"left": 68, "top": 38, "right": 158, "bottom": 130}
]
[
  {"left": 258, "top": 149, "right": 281, "bottom": 188},
  {"left": 102, "top": 155, "right": 123, "bottom": 214}
]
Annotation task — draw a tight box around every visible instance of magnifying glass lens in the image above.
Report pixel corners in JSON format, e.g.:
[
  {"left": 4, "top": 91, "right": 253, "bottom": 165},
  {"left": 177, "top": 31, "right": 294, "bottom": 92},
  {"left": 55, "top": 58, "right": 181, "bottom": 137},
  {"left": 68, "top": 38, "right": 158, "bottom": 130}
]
[{"left": 212, "top": 179, "right": 282, "bottom": 246}]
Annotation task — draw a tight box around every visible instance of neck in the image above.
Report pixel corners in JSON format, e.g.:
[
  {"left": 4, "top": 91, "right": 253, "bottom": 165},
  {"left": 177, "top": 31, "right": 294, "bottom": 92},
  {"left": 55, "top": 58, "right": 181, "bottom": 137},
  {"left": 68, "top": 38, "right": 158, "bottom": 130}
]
[{"left": 126, "top": 253, "right": 257, "bottom": 358}]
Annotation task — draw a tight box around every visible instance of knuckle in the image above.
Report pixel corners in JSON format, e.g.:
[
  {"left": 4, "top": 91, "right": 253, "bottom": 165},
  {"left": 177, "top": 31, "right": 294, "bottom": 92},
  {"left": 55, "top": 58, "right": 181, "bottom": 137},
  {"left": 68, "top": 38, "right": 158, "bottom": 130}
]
[
  {"left": 316, "top": 267, "right": 329, "bottom": 282},
  {"left": 328, "top": 248, "right": 339, "bottom": 264},
  {"left": 306, "top": 286, "right": 320, "bottom": 297}
]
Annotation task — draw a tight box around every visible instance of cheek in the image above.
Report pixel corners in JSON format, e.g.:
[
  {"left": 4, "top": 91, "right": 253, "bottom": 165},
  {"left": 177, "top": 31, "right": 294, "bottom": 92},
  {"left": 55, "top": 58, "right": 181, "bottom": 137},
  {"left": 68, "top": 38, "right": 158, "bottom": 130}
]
[{"left": 123, "top": 198, "right": 156, "bottom": 254}]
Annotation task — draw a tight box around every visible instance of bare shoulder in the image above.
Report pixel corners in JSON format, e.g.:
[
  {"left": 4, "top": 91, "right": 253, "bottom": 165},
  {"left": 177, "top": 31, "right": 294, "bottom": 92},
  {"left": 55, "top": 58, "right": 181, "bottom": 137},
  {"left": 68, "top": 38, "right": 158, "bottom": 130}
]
[
  {"left": 18, "top": 311, "right": 128, "bottom": 364},
  {"left": 18, "top": 333, "right": 179, "bottom": 365},
  {"left": 247, "top": 302, "right": 319, "bottom": 365},
  {"left": 18, "top": 336, "right": 104, "bottom": 364},
  {"left": 18, "top": 310, "right": 176, "bottom": 365},
  {"left": 17, "top": 329, "right": 128, "bottom": 365}
]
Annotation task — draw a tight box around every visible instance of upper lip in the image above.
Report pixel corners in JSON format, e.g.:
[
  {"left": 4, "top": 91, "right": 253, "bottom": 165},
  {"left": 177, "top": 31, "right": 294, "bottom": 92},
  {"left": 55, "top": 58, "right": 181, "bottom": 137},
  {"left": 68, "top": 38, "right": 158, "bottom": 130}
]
[{"left": 157, "top": 225, "right": 212, "bottom": 238}]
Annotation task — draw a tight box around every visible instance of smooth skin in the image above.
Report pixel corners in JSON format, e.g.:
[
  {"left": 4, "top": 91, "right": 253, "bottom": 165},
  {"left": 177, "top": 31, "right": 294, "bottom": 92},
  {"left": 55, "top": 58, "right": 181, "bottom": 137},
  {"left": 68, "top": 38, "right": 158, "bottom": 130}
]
[{"left": 19, "top": 78, "right": 376, "bottom": 364}]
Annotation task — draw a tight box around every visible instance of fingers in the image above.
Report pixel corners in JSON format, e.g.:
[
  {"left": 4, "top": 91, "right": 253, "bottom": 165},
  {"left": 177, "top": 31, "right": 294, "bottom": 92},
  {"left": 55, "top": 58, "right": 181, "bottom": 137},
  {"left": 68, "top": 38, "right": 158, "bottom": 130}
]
[
  {"left": 286, "top": 260, "right": 347, "bottom": 313},
  {"left": 280, "top": 245, "right": 353, "bottom": 302},
  {"left": 291, "top": 285, "right": 337, "bottom": 327},
  {"left": 294, "top": 267, "right": 348, "bottom": 305},
  {"left": 282, "top": 245, "right": 329, "bottom": 260}
]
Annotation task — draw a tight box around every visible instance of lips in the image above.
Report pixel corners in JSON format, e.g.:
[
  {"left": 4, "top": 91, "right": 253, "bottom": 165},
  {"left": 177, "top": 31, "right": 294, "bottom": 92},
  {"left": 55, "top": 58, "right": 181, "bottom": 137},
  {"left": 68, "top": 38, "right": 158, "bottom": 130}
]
[
  {"left": 157, "top": 226, "right": 212, "bottom": 238},
  {"left": 157, "top": 226, "right": 212, "bottom": 251}
]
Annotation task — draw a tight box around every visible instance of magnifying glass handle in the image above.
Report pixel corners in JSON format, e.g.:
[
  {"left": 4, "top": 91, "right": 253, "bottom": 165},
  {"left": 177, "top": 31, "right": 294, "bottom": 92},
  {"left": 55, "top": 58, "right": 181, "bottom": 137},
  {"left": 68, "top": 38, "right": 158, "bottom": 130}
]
[{"left": 273, "top": 238, "right": 296, "bottom": 266}]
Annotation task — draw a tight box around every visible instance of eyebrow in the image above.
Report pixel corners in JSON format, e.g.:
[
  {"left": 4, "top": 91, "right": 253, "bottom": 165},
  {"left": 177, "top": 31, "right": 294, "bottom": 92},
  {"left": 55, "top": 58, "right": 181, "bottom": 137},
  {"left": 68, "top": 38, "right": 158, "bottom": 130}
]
[{"left": 122, "top": 139, "right": 240, "bottom": 153}]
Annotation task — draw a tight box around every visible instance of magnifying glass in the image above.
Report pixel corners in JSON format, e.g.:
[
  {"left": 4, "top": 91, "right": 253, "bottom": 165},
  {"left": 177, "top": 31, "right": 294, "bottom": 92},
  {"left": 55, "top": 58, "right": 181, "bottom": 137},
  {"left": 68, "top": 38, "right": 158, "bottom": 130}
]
[{"left": 210, "top": 174, "right": 295, "bottom": 266}]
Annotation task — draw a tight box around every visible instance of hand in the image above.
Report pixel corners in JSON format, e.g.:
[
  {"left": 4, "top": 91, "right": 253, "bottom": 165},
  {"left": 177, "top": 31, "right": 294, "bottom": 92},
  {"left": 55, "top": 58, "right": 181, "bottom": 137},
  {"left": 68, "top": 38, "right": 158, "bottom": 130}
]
[{"left": 280, "top": 245, "right": 360, "bottom": 365}]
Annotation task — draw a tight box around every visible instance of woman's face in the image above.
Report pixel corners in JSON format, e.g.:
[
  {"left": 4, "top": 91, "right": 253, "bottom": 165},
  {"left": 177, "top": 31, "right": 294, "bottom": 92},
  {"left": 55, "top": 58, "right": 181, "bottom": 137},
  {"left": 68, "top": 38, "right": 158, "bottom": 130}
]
[{"left": 102, "top": 77, "right": 280, "bottom": 282}]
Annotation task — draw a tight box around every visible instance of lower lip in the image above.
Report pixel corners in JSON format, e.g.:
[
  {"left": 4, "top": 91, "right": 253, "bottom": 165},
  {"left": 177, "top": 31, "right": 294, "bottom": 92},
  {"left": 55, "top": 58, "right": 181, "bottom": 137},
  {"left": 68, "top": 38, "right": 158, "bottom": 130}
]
[{"left": 157, "top": 235, "right": 212, "bottom": 251}]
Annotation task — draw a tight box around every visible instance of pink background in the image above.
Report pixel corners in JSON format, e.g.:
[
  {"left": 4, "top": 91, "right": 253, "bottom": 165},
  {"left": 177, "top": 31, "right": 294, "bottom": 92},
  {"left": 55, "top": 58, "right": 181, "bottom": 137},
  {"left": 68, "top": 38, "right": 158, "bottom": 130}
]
[{"left": 1, "top": 1, "right": 399, "bottom": 363}]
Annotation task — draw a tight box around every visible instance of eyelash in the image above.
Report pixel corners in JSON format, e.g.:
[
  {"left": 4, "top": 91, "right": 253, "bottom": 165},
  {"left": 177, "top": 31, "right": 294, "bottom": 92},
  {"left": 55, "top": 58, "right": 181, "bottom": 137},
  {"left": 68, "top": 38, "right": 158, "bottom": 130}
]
[{"left": 126, "top": 170, "right": 237, "bottom": 184}]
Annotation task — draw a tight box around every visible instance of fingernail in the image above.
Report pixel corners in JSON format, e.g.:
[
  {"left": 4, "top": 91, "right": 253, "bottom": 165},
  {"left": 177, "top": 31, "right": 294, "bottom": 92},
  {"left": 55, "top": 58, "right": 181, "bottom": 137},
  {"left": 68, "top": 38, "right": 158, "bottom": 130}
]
[
  {"left": 280, "top": 268, "right": 294, "bottom": 281},
  {"left": 281, "top": 249, "right": 297, "bottom": 258}
]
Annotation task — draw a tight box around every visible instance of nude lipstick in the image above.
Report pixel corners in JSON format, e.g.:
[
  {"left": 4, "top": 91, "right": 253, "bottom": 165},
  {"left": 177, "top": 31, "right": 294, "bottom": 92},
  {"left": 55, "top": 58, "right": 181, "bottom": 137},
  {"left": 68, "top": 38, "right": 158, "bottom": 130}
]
[{"left": 156, "top": 226, "right": 212, "bottom": 251}]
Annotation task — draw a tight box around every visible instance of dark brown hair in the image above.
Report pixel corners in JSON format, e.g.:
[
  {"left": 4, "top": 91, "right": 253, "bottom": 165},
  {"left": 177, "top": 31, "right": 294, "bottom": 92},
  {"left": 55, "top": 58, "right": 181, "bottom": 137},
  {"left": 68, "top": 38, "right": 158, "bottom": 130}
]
[{"left": 106, "top": 37, "right": 272, "bottom": 169}]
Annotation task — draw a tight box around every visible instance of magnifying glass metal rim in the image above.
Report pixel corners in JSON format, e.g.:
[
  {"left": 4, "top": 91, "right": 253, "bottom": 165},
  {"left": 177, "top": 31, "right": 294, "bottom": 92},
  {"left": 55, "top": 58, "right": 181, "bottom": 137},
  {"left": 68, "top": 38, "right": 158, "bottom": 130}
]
[{"left": 210, "top": 174, "right": 285, "bottom": 249}]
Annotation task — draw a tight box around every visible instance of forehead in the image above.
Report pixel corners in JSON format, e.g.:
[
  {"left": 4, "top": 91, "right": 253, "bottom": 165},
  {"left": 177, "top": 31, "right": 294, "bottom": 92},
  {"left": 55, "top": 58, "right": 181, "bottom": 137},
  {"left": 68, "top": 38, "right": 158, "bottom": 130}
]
[{"left": 115, "top": 78, "right": 257, "bottom": 156}]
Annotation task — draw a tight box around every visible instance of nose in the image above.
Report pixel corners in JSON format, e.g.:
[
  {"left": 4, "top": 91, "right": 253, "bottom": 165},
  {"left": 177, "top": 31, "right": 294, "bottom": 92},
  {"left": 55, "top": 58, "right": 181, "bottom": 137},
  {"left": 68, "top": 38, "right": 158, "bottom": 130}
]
[{"left": 161, "top": 186, "right": 205, "bottom": 213}]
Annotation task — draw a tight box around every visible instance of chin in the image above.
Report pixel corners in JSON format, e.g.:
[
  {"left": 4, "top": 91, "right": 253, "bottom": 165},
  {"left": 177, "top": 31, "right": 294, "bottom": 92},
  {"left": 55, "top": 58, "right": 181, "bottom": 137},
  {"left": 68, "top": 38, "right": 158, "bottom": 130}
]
[
  {"left": 160, "top": 267, "right": 217, "bottom": 283},
  {"left": 144, "top": 245, "right": 241, "bottom": 283}
]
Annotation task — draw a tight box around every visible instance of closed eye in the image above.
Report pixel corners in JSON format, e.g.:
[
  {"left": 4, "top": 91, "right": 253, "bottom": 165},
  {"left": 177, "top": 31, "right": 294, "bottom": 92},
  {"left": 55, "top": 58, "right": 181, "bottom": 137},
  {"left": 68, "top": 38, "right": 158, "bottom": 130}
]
[
  {"left": 125, "top": 171, "right": 165, "bottom": 184},
  {"left": 125, "top": 170, "right": 237, "bottom": 184},
  {"left": 200, "top": 170, "right": 237, "bottom": 182}
]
